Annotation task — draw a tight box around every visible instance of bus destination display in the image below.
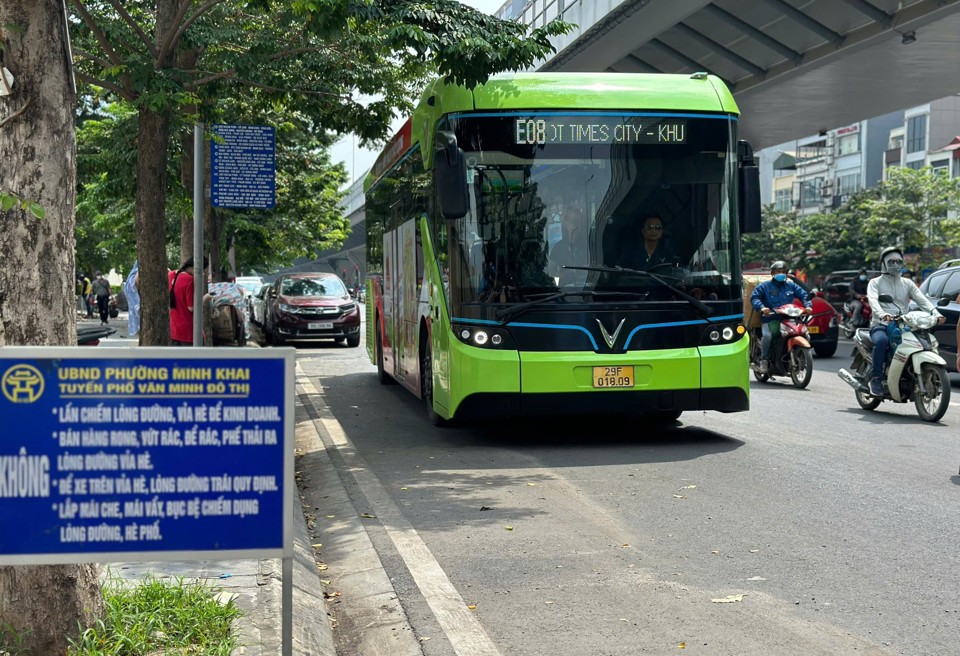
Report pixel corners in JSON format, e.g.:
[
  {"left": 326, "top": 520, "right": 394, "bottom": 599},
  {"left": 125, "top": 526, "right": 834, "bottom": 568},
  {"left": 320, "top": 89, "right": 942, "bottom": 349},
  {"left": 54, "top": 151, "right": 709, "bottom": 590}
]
[{"left": 515, "top": 117, "right": 686, "bottom": 146}]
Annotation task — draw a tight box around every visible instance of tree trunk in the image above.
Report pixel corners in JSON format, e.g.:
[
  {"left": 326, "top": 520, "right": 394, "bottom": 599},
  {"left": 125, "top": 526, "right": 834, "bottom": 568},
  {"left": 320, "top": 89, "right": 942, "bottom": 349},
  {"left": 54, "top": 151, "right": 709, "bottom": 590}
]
[
  {"left": 136, "top": 0, "right": 180, "bottom": 346},
  {"left": 0, "top": 1, "right": 105, "bottom": 652},
  {"left": 178, "top": 49, "right": 200, "bottom": 264},
  {"left": 180, "top": 127, "right": 195, "bottom": 262},
  {"left": 208, "top": 205, "right": 225, "bottom": 282},
  {"left": 135, "top": 106, "right": 174, "bottom": 346}
]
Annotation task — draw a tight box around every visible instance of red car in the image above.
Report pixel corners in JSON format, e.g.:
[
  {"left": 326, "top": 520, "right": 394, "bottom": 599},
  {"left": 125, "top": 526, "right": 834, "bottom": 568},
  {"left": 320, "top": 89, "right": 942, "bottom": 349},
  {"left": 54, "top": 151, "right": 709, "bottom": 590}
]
[
  {"left": 743, "top": 272, "right": 839, "bottom": 358},
  {"left": 264, "top": 272, "right": 361, "bottom": 347}
]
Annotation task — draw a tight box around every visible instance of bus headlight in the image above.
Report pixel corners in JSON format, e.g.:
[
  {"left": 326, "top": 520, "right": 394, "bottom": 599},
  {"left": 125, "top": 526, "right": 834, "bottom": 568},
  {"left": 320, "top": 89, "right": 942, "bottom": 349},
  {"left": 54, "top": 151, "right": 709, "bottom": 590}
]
[
  {"left": 700, "top": 322, "right": 746, "bottom": 346},
  {"left": 452, "top": 323, "right": 515, "bottom": 349}
]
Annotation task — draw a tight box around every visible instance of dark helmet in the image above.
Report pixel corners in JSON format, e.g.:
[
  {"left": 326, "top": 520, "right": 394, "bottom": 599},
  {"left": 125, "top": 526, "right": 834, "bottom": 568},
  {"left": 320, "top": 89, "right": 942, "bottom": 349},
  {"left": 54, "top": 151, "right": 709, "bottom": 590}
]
[{"left": 770, "top": 260, "right": 787, "bottom": 272}]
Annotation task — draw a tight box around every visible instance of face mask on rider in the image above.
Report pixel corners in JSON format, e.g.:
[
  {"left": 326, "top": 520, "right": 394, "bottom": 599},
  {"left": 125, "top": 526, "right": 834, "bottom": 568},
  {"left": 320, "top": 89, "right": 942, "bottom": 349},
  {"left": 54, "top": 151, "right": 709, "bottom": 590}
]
[
  {"left": 883, "top": 255, "right": 903, "bottom": 276},
  {"left": 859, "top": 275, "right": 867, "bottom": 281},
  {"left": 773, "top": 273, "right": 787, "bottom": 282}
]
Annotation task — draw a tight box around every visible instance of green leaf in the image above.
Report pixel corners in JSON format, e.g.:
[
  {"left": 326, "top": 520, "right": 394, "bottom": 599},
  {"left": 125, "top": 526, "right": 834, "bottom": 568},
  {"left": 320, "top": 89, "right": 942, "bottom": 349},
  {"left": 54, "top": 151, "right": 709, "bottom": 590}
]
[
  {"left": 28, "top": 202, "right": 46, "bottom": 220},
  {"left": 1, "top": 193, "right": 18, "bottom": 212}
]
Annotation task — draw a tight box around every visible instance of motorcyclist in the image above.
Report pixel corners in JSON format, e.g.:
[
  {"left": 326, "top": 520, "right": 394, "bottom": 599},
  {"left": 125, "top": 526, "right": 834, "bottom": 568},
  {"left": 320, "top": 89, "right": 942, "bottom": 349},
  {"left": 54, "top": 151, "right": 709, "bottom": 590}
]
[
  {"left": 848, "top": 267, "right": 870, "bottom": 326},
  {"left": 750, "top": 260, "right": 812, "bottom": 375},
  {"left": 865, "top": 246, "right": 943, "bottom": 396}
]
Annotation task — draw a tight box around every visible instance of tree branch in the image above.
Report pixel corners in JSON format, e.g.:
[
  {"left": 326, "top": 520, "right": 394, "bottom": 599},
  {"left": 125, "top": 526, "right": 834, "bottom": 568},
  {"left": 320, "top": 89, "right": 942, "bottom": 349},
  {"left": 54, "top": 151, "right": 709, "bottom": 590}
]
[
  {"left": 0, "top": 98, "right": 32, "bottom": 130},
  {"left": 74, "top": 71, "right": 137, "bottom": 102},
  {"left": 229, "top": 76, "right": 348, "bottom": 99},
  {"left": 70, "top": 0, "right": 124, "bottom": 67},
  {"left": 157, "top": 0, "right": 223, "bottom": 66},
  {"left": 72, "top": 48, "right": 114, "bottom": 71},
  {"left": 188, "top": 67, "right": 346, "bottom": 99},
  {"left": 186, "top": 44, "right": 339, "bottom": 89},
  {"left": 104, "top": 0, "right": 159, "bottom": 59}
]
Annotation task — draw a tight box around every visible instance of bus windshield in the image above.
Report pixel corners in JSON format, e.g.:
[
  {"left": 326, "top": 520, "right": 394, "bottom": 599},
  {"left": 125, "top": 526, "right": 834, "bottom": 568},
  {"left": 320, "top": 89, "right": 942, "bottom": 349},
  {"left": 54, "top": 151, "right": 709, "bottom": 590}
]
[{"left": 441, "top": 112, "right": 740, "bottom": 315}]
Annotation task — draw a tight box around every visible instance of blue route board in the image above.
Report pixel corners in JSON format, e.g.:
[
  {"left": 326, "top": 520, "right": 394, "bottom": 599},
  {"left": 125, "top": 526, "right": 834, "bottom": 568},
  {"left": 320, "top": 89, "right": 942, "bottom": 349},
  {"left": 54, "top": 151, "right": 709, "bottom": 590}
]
[{"left": 0, "top": 348, "right": 293, "bottom": 565}]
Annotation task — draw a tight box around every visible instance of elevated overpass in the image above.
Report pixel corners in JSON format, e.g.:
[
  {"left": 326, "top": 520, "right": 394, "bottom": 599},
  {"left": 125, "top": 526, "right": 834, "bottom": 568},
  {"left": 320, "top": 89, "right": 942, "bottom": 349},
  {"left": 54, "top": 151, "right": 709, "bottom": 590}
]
[
  {"left": 510, "top": 0, "right": 960, "bottom": 148},
  {"left": 322, "top": 0, "right": 960, "bottom": 270}
]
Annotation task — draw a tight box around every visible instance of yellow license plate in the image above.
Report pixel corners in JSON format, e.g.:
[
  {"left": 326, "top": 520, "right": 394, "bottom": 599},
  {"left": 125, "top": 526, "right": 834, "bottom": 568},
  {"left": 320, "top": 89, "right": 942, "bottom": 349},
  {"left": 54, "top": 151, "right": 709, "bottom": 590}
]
[
  {"left": 807, "top": 325, "right": 820, "bottom": 334},
  {"left": 593, "top": 365, "right": 634, "bottom": 388}
]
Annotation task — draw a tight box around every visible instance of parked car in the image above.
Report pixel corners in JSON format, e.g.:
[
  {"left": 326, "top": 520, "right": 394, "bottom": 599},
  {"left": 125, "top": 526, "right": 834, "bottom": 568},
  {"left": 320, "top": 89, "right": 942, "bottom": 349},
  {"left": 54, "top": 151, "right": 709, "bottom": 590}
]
[
  {"left": 249, "top": 284, "right": 270, "bottom": 326},
  {"left": 263, "top": 272, "right": 361, "bottom": 347},
  {"left": 743, "top": 272, "right": 839, "bottom": 358},
  {"left": 234, "top": 276, "right": 264, "bottom": 299},
  {"left": 910, "top": 264, "right": 960, "bottom": 372},
  {"left": 820, "top": 269, "right": 881, "bottom": 314}
]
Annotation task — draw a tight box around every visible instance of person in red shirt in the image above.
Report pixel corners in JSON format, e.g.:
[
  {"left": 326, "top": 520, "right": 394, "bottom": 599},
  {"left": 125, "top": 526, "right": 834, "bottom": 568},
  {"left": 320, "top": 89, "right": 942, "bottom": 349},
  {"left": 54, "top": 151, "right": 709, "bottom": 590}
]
[{"left": 168, "top": 257, "right": 207, "bottom": 345}]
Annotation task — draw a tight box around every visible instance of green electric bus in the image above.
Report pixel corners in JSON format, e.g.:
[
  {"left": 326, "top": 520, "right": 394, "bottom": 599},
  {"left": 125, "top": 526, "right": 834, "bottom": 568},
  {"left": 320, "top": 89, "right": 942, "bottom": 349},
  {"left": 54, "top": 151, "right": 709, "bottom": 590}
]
[{"left": 365, "top": 72, "right": 761, "bottom": 424}]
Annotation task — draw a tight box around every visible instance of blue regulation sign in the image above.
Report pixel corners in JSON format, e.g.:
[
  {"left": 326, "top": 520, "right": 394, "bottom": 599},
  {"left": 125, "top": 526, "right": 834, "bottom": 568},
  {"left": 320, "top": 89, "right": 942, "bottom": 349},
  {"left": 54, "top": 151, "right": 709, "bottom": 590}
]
[
  {"left": 0, "top": 348, "right": 294, "bottom": 565},
  {"left": 210, "top": 124, "right": 276, "bottom": 209}
]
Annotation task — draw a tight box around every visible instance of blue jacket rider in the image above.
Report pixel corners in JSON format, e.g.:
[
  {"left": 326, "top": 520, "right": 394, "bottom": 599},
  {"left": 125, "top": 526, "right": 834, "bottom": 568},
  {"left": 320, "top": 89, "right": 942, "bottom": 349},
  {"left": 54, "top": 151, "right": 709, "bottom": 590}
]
[{"left": 750, "top": 260, "right": 812, "bottom": 374}]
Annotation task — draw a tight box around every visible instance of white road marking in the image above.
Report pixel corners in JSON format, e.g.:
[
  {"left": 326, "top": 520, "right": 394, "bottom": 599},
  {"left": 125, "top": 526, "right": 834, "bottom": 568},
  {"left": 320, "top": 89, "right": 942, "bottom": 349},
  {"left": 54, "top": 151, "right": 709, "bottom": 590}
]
[{"left": 296, "top": 364, "right": 503, "bottom": 656}]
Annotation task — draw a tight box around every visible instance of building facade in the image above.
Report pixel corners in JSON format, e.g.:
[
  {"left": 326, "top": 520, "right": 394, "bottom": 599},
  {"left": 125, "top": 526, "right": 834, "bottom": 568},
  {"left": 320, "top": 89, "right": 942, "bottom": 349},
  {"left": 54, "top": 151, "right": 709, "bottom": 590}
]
[
  {"left": 883, "top": 95, "right": 960, "bottom": 179},
  {"left": 760, "top": 110, "right": 904, "bottom": 214}
]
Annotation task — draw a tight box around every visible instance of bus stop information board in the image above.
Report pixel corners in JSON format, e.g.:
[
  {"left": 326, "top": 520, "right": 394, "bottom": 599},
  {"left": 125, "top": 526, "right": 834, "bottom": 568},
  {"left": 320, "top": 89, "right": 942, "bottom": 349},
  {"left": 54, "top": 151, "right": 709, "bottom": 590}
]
[
  {"left": 211, "top": 124, "right": 276, "bottom": 209},
  {"left": 0, "top": 348, "right": 293, "bottom": 565}
]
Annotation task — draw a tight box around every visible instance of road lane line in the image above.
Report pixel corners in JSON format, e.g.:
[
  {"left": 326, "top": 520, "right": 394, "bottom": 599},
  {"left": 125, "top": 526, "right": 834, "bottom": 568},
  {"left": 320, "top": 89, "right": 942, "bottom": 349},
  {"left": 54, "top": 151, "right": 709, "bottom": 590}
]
[{"left": 296, "top": 364, "right": 503, "bottom": 656}]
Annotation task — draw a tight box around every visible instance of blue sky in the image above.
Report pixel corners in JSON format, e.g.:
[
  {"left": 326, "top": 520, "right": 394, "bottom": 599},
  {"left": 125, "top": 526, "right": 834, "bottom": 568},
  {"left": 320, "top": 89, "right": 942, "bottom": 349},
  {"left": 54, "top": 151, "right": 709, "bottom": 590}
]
[{"left": 331, "top": 0, "right": 507, "bottom": 187}]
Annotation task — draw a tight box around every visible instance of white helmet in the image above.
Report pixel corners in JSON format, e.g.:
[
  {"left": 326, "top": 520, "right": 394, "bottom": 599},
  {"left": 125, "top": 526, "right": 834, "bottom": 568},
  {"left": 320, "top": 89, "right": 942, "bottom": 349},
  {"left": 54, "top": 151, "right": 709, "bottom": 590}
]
[{"left": 879, "top": 246, "right": 904, "bottom": 276}]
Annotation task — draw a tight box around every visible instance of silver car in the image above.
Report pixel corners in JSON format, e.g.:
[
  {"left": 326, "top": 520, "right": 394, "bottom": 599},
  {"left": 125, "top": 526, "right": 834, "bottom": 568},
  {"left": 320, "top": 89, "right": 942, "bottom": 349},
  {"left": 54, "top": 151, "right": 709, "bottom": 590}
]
[{"left": 249, "top": 284, "right": 270, "bottom": 326}]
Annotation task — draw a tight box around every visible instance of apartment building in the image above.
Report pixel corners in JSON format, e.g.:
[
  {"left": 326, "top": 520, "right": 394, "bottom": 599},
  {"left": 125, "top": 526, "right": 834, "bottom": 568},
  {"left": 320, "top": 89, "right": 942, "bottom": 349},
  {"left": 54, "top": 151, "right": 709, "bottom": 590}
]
[
  {"left": 760, "top": 110, "right": 903, "bottom": 214},
  {"left": 883, "top": 96, "right": 960, "bottom": 179}
]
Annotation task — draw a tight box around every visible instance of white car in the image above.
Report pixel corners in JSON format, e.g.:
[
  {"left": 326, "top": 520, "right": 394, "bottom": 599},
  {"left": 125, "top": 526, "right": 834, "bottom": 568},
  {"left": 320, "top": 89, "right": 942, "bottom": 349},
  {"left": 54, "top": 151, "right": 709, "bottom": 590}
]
[{"left": 234, "top": 276, "right": 264, "bottom": 298}]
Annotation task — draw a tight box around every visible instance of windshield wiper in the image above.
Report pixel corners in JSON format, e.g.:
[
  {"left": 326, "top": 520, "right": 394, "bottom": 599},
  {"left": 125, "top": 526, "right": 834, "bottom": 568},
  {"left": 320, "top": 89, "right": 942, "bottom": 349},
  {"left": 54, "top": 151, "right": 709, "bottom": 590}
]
[
  {"left": 495, "top": 290, "right": 650, "bottom": 324},
  {"left": 565, "top": 265, "right": 712, "bottom": 318}
]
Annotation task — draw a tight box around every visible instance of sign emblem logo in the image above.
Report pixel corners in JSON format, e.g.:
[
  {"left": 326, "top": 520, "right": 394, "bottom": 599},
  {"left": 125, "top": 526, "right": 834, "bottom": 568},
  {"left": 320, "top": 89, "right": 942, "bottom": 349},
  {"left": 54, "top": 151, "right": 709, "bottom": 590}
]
[
  {"left": 1, "top": 364, "right": 45, "bottom": 403},
  {"left": 596, "top": 318, "right": 626, "bottom": 349}
]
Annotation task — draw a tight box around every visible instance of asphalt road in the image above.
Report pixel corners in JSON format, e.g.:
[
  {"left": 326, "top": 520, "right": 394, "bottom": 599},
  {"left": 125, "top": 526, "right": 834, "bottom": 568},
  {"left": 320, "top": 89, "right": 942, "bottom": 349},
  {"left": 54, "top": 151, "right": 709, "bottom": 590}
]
[{"left": 291, "top": 330, "right": 960, "bottom": 656}]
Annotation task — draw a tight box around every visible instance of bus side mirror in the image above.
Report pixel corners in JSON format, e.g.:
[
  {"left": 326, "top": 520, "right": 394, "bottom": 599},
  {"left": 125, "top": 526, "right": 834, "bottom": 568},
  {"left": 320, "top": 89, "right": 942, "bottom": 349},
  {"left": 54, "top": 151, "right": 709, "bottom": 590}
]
[
  {"left": 738, "top": 140, "right": 761, "bottom": 234},
  {"left": 435, "top": 131, "right": 469, "bottom": 220}
]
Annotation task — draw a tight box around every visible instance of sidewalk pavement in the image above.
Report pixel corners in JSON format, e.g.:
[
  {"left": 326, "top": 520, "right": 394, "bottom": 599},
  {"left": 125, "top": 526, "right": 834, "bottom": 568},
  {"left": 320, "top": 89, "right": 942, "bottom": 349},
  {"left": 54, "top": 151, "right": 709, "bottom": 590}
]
[{"left": 105, "top": 358, "right": 336, "bottom": 656}]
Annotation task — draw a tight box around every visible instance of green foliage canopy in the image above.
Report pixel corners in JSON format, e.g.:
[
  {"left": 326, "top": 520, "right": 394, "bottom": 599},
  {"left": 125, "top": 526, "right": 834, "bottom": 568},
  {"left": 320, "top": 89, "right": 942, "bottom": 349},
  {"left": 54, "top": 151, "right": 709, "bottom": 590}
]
[{"left": 743, "top": 167, "right": 960, "bottom": 280}]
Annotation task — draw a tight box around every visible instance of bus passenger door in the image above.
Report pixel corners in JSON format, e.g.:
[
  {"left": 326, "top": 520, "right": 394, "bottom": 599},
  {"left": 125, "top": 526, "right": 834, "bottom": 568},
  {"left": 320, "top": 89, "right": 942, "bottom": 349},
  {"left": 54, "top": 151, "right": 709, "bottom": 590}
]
[
  {"left": 382, "top": 228, "right": 399, "bottom": 380},
  {"left": 396, "top": 218, "right": 420, "bottom": 387}
]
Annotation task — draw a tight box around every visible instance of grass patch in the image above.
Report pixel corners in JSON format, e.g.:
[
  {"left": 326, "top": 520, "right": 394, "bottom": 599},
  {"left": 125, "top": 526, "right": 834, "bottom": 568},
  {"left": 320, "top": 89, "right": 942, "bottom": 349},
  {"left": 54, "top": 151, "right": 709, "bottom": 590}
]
[
  {"left": 68, "top": 575, "right": 242, "bottom": 655},
  {"left": 0, "top": 621, "right": 29, "bottom": 656}
]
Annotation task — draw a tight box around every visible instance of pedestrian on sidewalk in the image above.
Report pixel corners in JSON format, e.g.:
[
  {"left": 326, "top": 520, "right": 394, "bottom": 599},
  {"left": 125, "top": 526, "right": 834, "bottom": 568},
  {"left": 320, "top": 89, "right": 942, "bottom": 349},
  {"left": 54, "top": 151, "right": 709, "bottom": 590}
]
[
  {"left": 80, "top": 273, "right": 95, "bottom": 318},
  {"left": 169, "top": 256, "right": 208, "bottom": 345},
  {"left": 125, "top": 260, "right": 141, "bottom": 337},
  {"left": 91, "top": 271, "right": 113, "bottom": 325}
]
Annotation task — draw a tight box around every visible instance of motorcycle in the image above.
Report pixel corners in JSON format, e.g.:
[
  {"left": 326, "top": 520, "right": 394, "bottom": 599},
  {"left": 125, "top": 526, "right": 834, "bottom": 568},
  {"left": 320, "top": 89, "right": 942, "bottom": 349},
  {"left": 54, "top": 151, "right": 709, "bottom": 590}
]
[
  {"left": 749, "top": 303, "right": 814, "bottom": 388},
  {"left": 840, "top": 294, "right": 871, "bottom": 339},
  {"left": 77, "top": 323, "right": 116, "bottom": 346},
  {"left": 837, "top": 298, "right": 950, "bottom": 422}
]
